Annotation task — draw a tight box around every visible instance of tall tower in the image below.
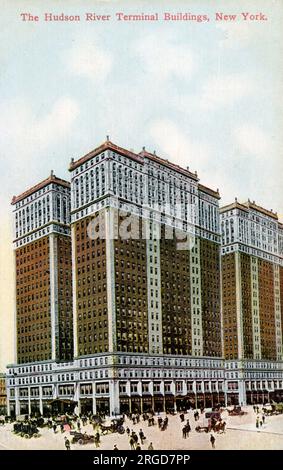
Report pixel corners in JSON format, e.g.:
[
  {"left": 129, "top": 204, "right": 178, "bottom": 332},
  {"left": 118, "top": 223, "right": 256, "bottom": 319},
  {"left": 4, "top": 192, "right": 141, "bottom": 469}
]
[
  {"left": 221, "top": 200, "right": 283, "bottom": 362},
  {"left": 70, "top": 140, "right": 222, "bottom": 360},
  {"left": 11, "top": 172, "right": 73, "bottom": 364}
]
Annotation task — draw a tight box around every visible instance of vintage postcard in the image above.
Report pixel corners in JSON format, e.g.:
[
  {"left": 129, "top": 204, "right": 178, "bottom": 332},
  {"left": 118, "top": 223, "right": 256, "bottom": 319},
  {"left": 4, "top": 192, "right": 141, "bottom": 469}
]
[{"left": 0, "top": 0, "right": 282, "bottom": 459}]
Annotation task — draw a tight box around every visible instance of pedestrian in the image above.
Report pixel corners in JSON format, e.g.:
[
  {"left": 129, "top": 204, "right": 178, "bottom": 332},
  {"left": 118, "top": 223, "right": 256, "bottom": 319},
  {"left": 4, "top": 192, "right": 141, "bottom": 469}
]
[
  {"left": 210, "top": 434, "right": 216, "bottom": 449},
  {"left": 60, "top": 423, "right": 64, "bottom": 433},
  {"left": 126, "top": 426, "right": 130, "bottom": 435},
  {"left": 113, "top": 444, "right": 119, "bottom": 451},
  {"left": 260, "top": 420, "right": 263, "bottom": 427},
  {"left": 53, "top": 423, "right": 57, "bottom": 433},
  {"left": 262, "top": 415, "right": 265, "bottom": 424},
  {"left": 64, "top": 437, "right": 70, "bottom": 451},
  {"left": 256, "top": 417, "right": 259, "bottom": 428},
  {"left": 148, "top": 442, "right": 154, "bottom": 450},
  {"left": 136, "top": 443, "right": 141, "bottom": 450},
  {"left": 182, "top": 426, "right": 187, "bottom": 439},
  {"left": 139, "top": 429, "right": 146, "bottom": 444},
  {"left": 129, "top": 437, "right": 135, "bottom": 450},
  {"left": 94, "top": 432, "right": 100, "bottom": 448}
]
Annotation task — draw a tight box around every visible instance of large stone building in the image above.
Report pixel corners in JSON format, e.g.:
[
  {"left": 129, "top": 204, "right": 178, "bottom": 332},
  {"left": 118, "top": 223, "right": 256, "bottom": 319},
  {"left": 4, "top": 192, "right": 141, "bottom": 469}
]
[
  {"left": 6, "top": 140, "right": 283, "bottom": 416},
  {"left": 6, "top": 140, "right": 225, "bottom": 416},
  {"left": 68, "top": 139, "right": 223, "bottom": 414},
  {"left": 221, "top": 199, "right": 283, "bottom": 404},
  {"left": 11, "top": 172, "right": 73, "bottom": 365},
  {"left": 70, "top": 139, "right": 222, "bottom": 359},
  {"left": 9, "top": 173, "right": 73, "bottom": 415}
]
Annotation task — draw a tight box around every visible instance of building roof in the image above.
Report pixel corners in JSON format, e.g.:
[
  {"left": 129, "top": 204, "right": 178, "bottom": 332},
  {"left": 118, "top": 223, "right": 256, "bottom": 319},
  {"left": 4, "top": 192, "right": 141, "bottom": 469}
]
[
  {"left": 220, "top": 201, "right": 249, "bottom": 214},
  {"left": 69, "top": 140, "right": 143, "bottom": 171},
  {"left": 198, "top": 183, "right": 220, "bottom": 200},
  {"left": 242, "top": 200, "right": 278, "bottom": 220},
  {"left": 140, "top": 149, "right": 199, "bottom": 182},
  {"left": 220, "top": 199, "right": 278, "bottom": 220},
  {"left": 11, "top": 172, "right": 70, "bottom": 205},
  {"left": 141, "top": 150, "right": 220, "bottom": 198},
  {"left": 69, "top": 140, "right": 205, "bottom": 186}
]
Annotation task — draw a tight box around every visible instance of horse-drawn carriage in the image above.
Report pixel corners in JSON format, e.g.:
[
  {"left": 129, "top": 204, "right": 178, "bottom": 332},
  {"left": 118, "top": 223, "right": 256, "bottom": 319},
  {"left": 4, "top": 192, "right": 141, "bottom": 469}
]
[
  {"left": 195, "top": 420, "right": 226, "bottom": 433},
  {"left": 195, "top": 411, "right": 225, "bottom": 433},
  {"left": 212, "top": 421, "right": 226, "bottom": 433}
]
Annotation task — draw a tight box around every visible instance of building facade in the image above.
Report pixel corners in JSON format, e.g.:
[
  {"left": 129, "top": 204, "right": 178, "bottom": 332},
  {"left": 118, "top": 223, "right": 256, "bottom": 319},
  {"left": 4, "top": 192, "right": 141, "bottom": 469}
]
[
  {"left": 70, "top": 140, "right": 222, "bottom": 360},
  {"left": 221, "top": 200, "right": 283, "bottom": 404},
  {"left": 68, "top": 139, "right": 223, "bottom": 414},
  {"left": 6, "top": 140, "right": 225, "bottom": 416},
  {"left": 6, "top": 356, "right": 225, "bottom": 416},
  {"left": 11, "top": 172, "right": 73, "bottom": 365},
  {"left": 0, "top": 373, "right": 7, "bottom": 414},
  {"left": 6, "top": 141, "right": 283, "bottom": 416}
]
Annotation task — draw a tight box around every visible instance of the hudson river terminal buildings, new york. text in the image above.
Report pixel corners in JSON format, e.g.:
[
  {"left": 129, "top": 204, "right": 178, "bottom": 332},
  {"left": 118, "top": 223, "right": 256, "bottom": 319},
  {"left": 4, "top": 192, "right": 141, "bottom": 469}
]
[{"left": 6, "top": 140, "right": 283, "bottom": 416}]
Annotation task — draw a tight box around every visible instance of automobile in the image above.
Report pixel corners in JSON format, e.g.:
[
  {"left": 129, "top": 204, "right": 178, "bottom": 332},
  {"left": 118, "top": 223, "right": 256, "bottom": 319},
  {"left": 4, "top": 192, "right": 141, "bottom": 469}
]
[
  {"left": 227, "top": 406, "right": 247, "bottom": 416},
  {"left": 13, "top": 421, "right": 39, "bottom": 438},
  {"left": 71, "top": 431, "right": 95, "bottom": 445}
]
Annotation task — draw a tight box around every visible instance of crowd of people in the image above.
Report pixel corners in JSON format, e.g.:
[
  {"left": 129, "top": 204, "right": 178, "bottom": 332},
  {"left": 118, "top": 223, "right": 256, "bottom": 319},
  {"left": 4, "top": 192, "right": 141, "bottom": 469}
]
[
  {"left": 4, "top": 403, "right": 271, "bottom": 450},
  {"left": 58, "top": 408, "right": 222, "bottom": 450}
]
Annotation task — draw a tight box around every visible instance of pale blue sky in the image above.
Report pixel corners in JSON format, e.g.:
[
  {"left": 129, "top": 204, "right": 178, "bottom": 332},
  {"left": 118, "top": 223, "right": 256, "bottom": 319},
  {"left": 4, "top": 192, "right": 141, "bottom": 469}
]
[{"left": 0, "top": 0, "right": 283, "bottom": 369}]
